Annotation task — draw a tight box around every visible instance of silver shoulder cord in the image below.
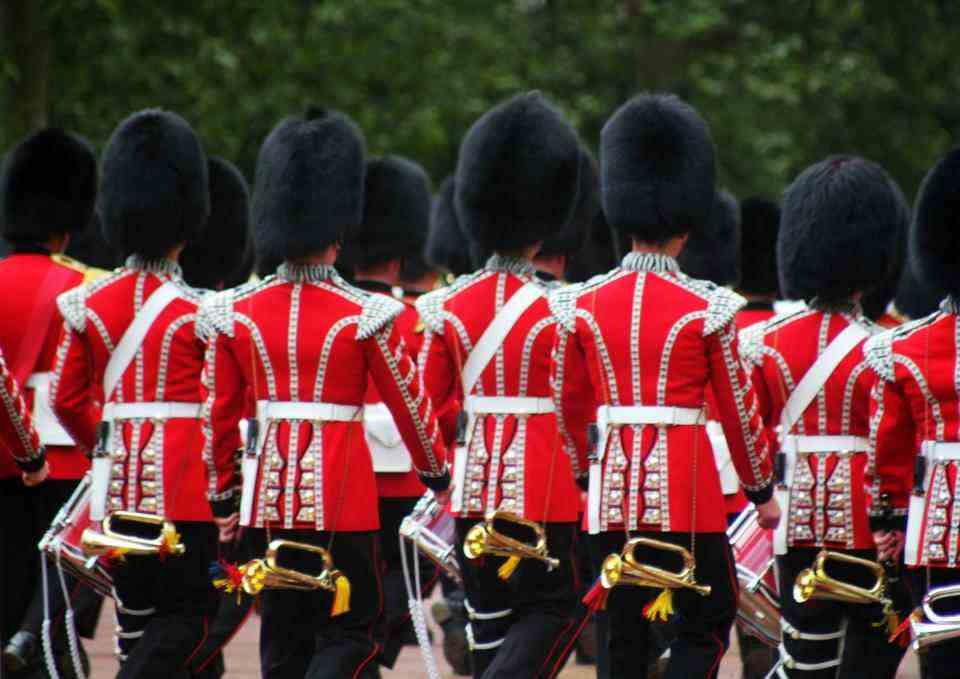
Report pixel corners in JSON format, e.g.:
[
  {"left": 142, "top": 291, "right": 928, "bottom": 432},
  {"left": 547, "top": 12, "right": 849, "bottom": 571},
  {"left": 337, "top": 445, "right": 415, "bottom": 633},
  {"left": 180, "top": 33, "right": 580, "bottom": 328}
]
[
  {"left": 399, "top": 527, "right": 442, "bottom": 679},
  {"left": 41, "top": 539, "right": 88, "bottom": 679}
]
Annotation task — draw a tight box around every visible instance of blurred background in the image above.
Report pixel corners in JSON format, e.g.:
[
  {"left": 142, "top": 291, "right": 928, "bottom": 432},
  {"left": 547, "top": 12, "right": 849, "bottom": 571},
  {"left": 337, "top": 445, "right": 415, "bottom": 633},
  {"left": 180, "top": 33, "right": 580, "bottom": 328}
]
[{"left": 2, "top": 0, "right": 957, "bottom": 200}]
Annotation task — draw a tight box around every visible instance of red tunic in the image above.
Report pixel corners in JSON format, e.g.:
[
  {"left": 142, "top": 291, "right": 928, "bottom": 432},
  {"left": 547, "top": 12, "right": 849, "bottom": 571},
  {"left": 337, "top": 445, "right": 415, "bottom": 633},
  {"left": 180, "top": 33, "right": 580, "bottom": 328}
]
[
  {"left": 200, "top": 263, "right": 447, "bottom": 531},
  {"left": 0, "top": 347, "right": 43, "bottom": 470},
  {"left": 865, "top": 300, "right": 960, "bottom": 566},
  {"left": 740, "top": 305, "right": 878, "bottom": 550},
  {"left": 52, "top": 257, "right": 212, "bottom": 522},
  {"left": 0, "top": 251, "right": 92, "bottom": 480},
  {"left": 736, "top": 303, "right": 776, "bottom": 331},
  {"left": 417, "top": 255, "right": 580, "bottom": 523},
  {"left": 552, "top": 252, "right": 773, "bottom": 534}
]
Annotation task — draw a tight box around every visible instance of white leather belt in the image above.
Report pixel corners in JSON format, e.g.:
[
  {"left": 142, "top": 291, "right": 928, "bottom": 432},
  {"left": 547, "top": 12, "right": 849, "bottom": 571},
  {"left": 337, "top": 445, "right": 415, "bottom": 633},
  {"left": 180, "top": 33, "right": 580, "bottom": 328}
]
[
  {"left": 597, "top": 404, "right": 703, "bottom": 426},
  {"left": 257, "top": 400, "right": 361, "bottom": 422},
  {"left": 25, "top": 372, "right": 75, "bottom": 446},
  {"left": 102, "top": 402, "right": 202, "bottom": 421},
  {"left": 780, "top": 435, "right": 869, "bottom": 454},
  {"left": 463, "top": 396, "right": 554, "bottom": 415},
  {"left": 921, "top": 441, "right": 960, "bottom": 462}
]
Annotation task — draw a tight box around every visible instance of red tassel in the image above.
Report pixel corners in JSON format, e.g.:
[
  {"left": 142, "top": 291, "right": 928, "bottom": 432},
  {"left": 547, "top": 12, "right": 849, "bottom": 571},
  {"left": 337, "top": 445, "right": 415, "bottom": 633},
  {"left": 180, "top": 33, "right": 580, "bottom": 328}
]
[
  {"left": 582, "top": 578, "right": 610, "bottom": 612},
  {"left": 888, "top": 610, "right": 917, "bottom": 647}
]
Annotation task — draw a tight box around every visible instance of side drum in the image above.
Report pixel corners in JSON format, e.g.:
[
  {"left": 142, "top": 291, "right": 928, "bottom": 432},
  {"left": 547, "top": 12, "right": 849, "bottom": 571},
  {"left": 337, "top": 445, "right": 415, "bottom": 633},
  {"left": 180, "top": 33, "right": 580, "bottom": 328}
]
[
  {"left": 400, "top": 491, "right": 461, "bottom": 585},
  {"left": 727, "top": 504, "right": 780, "bottom": 647},
  {"left": 39, "top": 473, "right": 113, "bottom": 598}
]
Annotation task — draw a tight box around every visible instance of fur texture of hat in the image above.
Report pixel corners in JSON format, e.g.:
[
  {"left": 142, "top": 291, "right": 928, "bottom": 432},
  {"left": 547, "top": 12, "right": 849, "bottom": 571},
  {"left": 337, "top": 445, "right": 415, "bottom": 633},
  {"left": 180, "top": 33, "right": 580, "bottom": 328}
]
[
  {"left": 601, "top": 93, "right": 716, "bottom": 243},
  {"left": 910, "top": 147, "right": 960, "bottom": 298},
  {"left": 678, "top": 190, "right": 740, "bottom": 286},
  {"left": 65, "top": 211, "right": 120, "bottom": 270},
  {"left": 778, "top": 156, "right": 906, "bottom": 303},
  {"left": 455, "top": 91, "right": 580, "bottom": 252},
  {"left": 426, "top": 175, "right": 484, "bottom": 275},
  {"left": 538, "top": 149, "right": 599, "bottom": 259},
  {"left": 252, "top": 110, "right": 365, "bottom": 262},
  {"left": 2, "top": 128, "right": 97, "bottom": 243},
  {"left": 343, "top": 155, "right": 431, "bottom": 271},
  {"left": 181, "top": 156, "right": 251, "bottom": 289},
  {"left": 738, "top": 197, "right": 780, "bottom": 296},
  {"left": 98, "top": 109, "right": 209, "bottom": 258}
]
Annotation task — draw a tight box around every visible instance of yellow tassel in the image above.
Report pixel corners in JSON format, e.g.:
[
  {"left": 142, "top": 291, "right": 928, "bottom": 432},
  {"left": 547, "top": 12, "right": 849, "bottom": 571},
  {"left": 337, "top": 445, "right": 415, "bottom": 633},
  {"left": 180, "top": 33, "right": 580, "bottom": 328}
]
[
  {"left": 643, "top": 589, "right": 675, "bottom": 622},
  {"left": 497, "top": 556, "right": 521, "bottom": 581},
  {"left": 331, "top": 574, "right": 351, "bottom": 617}
]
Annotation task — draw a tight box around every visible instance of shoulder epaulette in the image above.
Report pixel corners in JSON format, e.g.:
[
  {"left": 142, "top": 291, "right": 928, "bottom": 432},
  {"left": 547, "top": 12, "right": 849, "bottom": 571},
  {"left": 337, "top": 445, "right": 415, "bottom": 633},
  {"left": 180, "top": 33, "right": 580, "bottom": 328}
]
[
  {"left": 196, "top": 288, "right": 237, "bottom": 340},
  {"left": 357, "top": 291, "right": 404, "bottom": 341},
  {"left": 703, "top": 286, "right": 746, "bottom": 336},
  {"left": 737, "top": 322, "right": 767, "bottom": 367},
  {"left": 56, "top": 286, "right": 87, "bottom": 332},
  {"left": 863, "top": 330, "right": 895, "bottom": 382}
]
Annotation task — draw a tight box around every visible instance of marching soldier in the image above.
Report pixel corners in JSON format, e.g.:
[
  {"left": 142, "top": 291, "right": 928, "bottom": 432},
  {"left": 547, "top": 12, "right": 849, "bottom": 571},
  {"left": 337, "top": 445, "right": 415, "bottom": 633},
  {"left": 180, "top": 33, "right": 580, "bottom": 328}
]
[
  {"left": 739, "top": 156, "right": 910, "bottom": 678},
  {"left": 200, "top": 110, "right": 450, "bottom": 679},
  {"left": 735, "top": 197, "right": 782, "bottom": 330},
  {"left": 51, "top": 109, "right": 219, "bottom": 678},
  {"left": 416, "top": 91, "right": 584, "bottom": 678},
  {"left": 339, "top": 154, "right": 440, "bottom": 669},
  {"left": 866, "top": 147, "right": 960, "bottom": 678},
  {"left": 0, "top": 128, "right": 97, "bottom": 672},
  {"left": 552, "top": 93, "right": 778, "bottom": 678}
]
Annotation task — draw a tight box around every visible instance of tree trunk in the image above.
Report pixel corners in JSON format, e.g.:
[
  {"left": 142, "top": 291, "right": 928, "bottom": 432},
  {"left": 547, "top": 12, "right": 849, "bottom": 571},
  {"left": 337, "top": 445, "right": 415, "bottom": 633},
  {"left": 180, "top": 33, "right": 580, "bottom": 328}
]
[{"left": 1, "top": 0, "right": 49, "bottom": 138}]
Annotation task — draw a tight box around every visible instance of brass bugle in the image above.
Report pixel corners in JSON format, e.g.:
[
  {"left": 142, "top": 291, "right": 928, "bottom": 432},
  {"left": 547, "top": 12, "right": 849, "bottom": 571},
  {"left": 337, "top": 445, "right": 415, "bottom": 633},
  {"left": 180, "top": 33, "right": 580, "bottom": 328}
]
[
  {"left": 462, "top": 510, "right": 559, "bottom": 571},
  {"left": 793, "top": 550, "right": 888, "bottom": 606},
  {"left": 81, "top": 511, "right": 185, "bottom": 558},
  {"left": 241, "top": 539, "right": 342, "bottom": 594},
  {"left": 910, "top": 584, "right": 960, "bottom": 650},
  {"left": 600, "top": 537, "right": 711, "bottom": 596}
]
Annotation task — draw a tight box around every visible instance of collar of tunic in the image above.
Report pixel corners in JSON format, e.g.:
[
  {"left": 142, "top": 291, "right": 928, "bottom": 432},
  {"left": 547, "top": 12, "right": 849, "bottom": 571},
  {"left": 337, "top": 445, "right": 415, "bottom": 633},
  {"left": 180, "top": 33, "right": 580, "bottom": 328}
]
[
  {"left": 124, "top": 255, "right": 182, "bottom": 278},
  {"left": 484, "top": 254, "right": 536, "bottom": 278},
  {"left": 620, "top": 251, "right": 680, "bottom": 274},
  {"left": 276, "top": 262, "right": 338, "bottom": 283}
]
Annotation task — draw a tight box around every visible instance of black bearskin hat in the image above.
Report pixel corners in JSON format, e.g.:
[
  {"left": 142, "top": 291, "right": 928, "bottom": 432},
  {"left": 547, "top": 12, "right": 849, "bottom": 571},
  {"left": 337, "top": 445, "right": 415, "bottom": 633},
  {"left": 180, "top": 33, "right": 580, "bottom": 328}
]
[
  {"left": 2, "top": 128, "right": 97, "bottom": 244},
  {"left": 678, "top": 190, "right": 740, "bottom": 287},
  {"left": 863, "top": 178, "right": 911, "bottom": 320},
  {"left": 911, "top": 147, "right": 960, "bottom": 298},
  {"left": 778, "top": 156, "right": 906, "bottom": 303},
  {"left": 426, "top": 176, "right": 484, "bottom": 276},
  {"left": 538, "top": 149, "right": 598, "bottom": 259},
  {"left": 65, "top": 211, "right": 120, "bottom": 270},
  {"left": 738, "top": 197, "right": 780, "bottom": 296},
  {"left": 895, "top": 263, "right": 943, "bottom": 320},
  {"left": 455, "top": 91, "right": 580, "bottom": 253},
  {"left": 181, "top": 157, "right": 251, "bottom": 290},
  {"left": 98, "top": 110, "right": 209, "bottom": 259},
  {"left": 601, "top": 93, "right": 715, "bottom": 243},
  {"left": 342, "top": 155, "right": 431, "bottom": 272},
  {"left": 252, "top": 110, "right": 365, "bottom": 262}
]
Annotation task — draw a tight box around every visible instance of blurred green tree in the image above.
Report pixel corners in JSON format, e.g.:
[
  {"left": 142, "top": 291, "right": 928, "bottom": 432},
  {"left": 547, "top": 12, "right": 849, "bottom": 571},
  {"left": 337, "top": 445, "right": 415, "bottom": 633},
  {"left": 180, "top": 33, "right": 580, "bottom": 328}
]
[{"left": 2, "top": 0, "right": 958, "bottom": 203}]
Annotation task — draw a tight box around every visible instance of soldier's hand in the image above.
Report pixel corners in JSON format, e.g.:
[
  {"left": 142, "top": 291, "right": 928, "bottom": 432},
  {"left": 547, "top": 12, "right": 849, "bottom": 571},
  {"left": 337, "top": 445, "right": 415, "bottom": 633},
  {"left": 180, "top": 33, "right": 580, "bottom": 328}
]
[
  {"left": 22, "top": 462, "right": 50, "bottom": 487},
  {"left": 756, "top": 497, "right": 781, "bottom": 530},
  {"left": 215, "top": 512, "right": 240, "bottom": 543},
  {"left": 433, "top": 485, "right": 454, "bottom": 508},
  {"left": 873, "top": 529, "right": 905, "bottom": 562}
]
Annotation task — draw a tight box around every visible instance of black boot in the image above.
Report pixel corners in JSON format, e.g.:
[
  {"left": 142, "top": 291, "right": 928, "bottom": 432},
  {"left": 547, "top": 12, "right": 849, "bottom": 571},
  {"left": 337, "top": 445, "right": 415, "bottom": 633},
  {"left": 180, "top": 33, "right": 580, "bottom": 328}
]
[
  {"left": 432, "top": 597, "right": 471, "bottom": 676},
  {"left": 3, "top": 631, "right": 38, "bottom": 673}
]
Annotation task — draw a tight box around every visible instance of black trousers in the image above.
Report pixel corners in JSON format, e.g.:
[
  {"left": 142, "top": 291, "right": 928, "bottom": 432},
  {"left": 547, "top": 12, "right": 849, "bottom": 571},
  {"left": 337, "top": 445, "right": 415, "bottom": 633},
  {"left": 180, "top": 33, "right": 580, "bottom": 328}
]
[
  {"left": 112, "top": 521, "right": 218, "bottom": 679},
  {"left": 911, "top": 566, "right": 960, "bottom": 679},
  {"left": 256, "top": 529, "right": 384, "bottom": 679},
  {"left": 377, "top": 497, "right": 440, "bottom": 668},
  {"left": 589, "top": 531, "right": 738, "bottom": 679},
  {"left": 776, "top": 548, "right": 911, "bottom": 679},
  {"left": 455, "top": 519, "right": 581, "bottom": 679}
]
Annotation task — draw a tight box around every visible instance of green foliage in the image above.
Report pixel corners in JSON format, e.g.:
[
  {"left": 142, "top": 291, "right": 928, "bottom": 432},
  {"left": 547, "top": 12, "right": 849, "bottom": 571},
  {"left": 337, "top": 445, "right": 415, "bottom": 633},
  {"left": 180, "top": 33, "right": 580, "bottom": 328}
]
[{"left": 2, "top": 0, "right": 959, "bottom": 202}]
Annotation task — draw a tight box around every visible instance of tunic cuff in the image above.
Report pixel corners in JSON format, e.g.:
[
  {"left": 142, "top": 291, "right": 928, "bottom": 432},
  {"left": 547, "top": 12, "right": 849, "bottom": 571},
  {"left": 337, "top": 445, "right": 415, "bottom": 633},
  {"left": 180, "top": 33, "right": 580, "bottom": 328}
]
[{"left": 743, "top": 482, "right": 773, "bottom": 506}]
